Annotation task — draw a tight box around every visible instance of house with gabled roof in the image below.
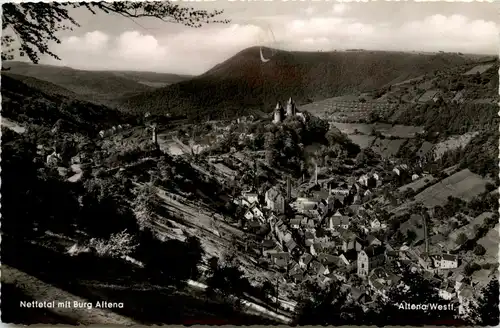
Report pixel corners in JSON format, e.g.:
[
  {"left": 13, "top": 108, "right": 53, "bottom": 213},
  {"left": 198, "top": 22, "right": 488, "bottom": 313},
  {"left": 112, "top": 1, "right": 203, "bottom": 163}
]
[
  {"left": 299, "top": 253, "right": 313, "bottom": 269},
  {"left": 310, "top": 242, "right": 325, "bottom": 256},
  {"left": 270, "top": 252, "right": 291, "bottom": 268},
  {"left": 244, "top": 209, "right": 255, "bottom": 221},
  {"left": 327, "top": 215, "right": 350, "bottom": 231},
  {"left": 438, "top": 280, "right": 456, "bottom": 300},
  {"left": 432, "top": 253, "right": 459, "bottom": 269},
  {"left": 368, "top": 267, "right": 401, "bottom": 299},
  {"left": 250, "top": 204, "right": 265, "bottom": 222},
  {"left": 370, "top": 218, "right": 385, "bottom": 230},
  {"left": 289, "top": 262, "right": 305, "bottom": 283},
  {"left": 366, "top": 234, "right": 382, "bottom": 247},
  {"left": 304, "top": 231, "right": 315, "bottom": 246},
  {"left": 339, "top": 249, "right": 358, "bottom": 272},
  {"left": 310, "top": 260, "right": 329, "bottom": 276},
  {"left": 339, "top": 229, "right": 363, "bottom": 253},
  {"left": 290, "top": 218, "right": 302, "bottom": 229},
  {"left": 318, "top": 253, "right": 339, "bottom": 266},
  {"left": 393, "top": 164, "right": 409, "bottom": 176},
  {"left": 241, "top": 189, "right": 259, "bottom": 207},
  {"left": 285, "top": 238, "right": 299, "bottom": 255}
]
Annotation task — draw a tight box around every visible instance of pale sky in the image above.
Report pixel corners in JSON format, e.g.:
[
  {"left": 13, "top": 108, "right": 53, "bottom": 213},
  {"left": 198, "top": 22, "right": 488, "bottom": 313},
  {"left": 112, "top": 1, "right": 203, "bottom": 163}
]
[{"left": 6, "top": 1, "right": 500, "bottom": 75}]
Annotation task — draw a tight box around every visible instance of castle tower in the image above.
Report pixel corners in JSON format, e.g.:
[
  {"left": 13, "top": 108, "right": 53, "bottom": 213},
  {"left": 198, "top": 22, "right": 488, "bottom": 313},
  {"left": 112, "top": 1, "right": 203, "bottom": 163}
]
[
  {"left": 286, "top": 97, "right": 296, "bottom": 117},
  {"left": 273, "top": 101, "right": 284, "bottom": 123}
]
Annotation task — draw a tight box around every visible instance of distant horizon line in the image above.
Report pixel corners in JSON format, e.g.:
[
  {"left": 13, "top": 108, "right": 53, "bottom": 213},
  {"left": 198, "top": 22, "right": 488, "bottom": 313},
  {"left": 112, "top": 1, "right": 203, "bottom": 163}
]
[{"left": 3, "top": 46, "right": 497, "bottom": 76}]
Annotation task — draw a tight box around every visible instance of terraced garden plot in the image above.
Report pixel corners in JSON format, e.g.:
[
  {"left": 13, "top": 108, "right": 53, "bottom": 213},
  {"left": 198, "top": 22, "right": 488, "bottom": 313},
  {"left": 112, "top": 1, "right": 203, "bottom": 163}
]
[
  {"left": 413, "top": 169, "right": 490, "bottom": 208},
  {"left": 301, "top": 98, "right": 394, "bottom": 120}
]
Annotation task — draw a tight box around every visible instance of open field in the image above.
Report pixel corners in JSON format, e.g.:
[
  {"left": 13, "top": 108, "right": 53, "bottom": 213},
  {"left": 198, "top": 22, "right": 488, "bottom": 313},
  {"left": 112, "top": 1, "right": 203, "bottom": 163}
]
[
  {"left": 1, "top": 117, "right": 26, "bottom": 134},
  {"left": 448, "top": 212, "right": 494, "bottom": 243},
  {"left": 371, "top": 138, "right": 407, "bottom": 158},
  {"left": 477, "top": 223, "right": 500, "bottom": 264},
  {"left": 413, "top": 169, "right": 490, "bottom": 208},
  {"left": 382, "top": 125, "right": 425, "bottom": 138},
  {"left": 331, "top": 122, "right": 374, "bottom": 135},
  {"left": 347, "top": 134, "right": 376, "bottom": 149},
  {"left": 463, "top": 64, "right": 495, "bottom": 75}
]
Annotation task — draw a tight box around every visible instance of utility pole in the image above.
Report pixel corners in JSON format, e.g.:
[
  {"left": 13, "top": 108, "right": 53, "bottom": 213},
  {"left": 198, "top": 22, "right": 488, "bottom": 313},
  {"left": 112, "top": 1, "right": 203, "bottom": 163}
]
[{"left": 275, "top": 276, "right": 279, "bottom": 313}]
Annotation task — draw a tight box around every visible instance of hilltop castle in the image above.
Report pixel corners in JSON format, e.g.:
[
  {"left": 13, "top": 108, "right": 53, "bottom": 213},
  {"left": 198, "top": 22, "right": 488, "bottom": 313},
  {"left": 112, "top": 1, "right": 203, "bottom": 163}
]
[{"left": 273, "top": 97, "right": 298, "bottom": 123}]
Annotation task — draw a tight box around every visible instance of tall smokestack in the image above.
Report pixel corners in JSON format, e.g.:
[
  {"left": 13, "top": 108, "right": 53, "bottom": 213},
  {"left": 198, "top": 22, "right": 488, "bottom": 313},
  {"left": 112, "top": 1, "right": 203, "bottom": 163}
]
[
  {"left": 423, "top": 214, "right": 429, "bottom": 255},
  {"left": 315, "top": 163, "right": 318, "bottom": 185},
  {"left": 152, "top": 125, "right": 158, "bottom": 145},
  {"left": 287, "top": 176, "right": 291, "bottom": 201}
]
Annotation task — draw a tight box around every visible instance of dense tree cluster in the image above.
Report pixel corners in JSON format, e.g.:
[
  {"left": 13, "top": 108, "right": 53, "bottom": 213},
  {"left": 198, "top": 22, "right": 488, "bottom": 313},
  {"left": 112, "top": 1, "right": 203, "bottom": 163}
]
[
  {"left": 1, "top": 75, "right": 134, "bottom": 137},
  {"left": 294, "top": 269, "right": 460, "bottom": 325},
  {"left": 2, "top": 126, "right": 209, "bottom": 290},
  {"left": 396, "top": 101, "right": 498, "bottom": 136}
]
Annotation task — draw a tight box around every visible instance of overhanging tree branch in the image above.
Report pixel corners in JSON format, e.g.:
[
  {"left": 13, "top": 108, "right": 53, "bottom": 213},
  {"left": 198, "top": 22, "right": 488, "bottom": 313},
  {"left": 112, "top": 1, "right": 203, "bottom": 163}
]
[{"left": 2, "top": 1, "right": 230, "bottom": 64}]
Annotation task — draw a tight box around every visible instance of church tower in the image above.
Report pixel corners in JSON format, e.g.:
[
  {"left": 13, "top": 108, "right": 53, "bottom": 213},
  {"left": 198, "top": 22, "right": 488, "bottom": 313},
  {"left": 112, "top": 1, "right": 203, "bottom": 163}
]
[
  {"left": 286, "top": 97, "right": 296, "bottom": 117},
  {"left": 273, "top": 101, "right": 284, "bottom": 123}
]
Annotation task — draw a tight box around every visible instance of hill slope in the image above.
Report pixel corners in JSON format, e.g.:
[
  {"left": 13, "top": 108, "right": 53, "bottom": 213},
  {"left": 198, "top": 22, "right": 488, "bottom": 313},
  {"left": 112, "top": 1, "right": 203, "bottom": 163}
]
[
  {"left": 122, "top": 47, "right": 483, "bottom": 119},
  {"left": 2, "top": 72, "right": 79, "bottom": 98},
  {"left": 1, "top": 74, "right": 135, "bottom": 135},
  {"left": 2, "top": 61, "right": 193, "bottom": 106}
]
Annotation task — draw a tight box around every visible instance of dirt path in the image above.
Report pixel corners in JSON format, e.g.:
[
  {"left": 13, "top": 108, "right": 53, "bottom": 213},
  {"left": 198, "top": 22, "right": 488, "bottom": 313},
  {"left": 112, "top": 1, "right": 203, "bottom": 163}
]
[
  {"left": 186, "top": 280, "right": 293, "bottom": 323},
  {"left": 2, "top": 265, "right": 138, "bottom": 325},
  {"left": 1, "top": 117, "right": 26, "bottom": 134}
]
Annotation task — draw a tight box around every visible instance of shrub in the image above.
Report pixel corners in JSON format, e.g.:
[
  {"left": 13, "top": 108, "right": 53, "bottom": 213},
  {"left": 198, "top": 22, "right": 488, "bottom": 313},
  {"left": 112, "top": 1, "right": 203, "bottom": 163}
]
[
  {"left": 473, "top": 244, "right": 486, "bottom": 256},
  {"left": 88, "top": 230, "right": 138, "bottom": 258},
  {"left": 456, "top": 232, "right": 468, "bottom": 245},
  {"left": 67, "top": 243, "right": 90, "bottom": 256},
  {"left": 464, "top": 262, "right": 481, "bottom": 276},
  {"left": 485, "top": 182, "right": 496, "bottom": 192}
]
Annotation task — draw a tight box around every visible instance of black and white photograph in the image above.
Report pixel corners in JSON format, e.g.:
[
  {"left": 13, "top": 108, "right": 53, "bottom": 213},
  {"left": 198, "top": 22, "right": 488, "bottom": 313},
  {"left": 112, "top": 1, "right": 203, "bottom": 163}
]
[{"left": 1, "top": 0, "right": 499, "bottom": 325}]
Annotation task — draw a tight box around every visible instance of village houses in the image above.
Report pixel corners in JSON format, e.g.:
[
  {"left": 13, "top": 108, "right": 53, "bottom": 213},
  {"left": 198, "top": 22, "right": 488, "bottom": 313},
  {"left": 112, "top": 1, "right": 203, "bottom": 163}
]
[{"left": 265, "top": 186, "right": 286, "bottom": 214}]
